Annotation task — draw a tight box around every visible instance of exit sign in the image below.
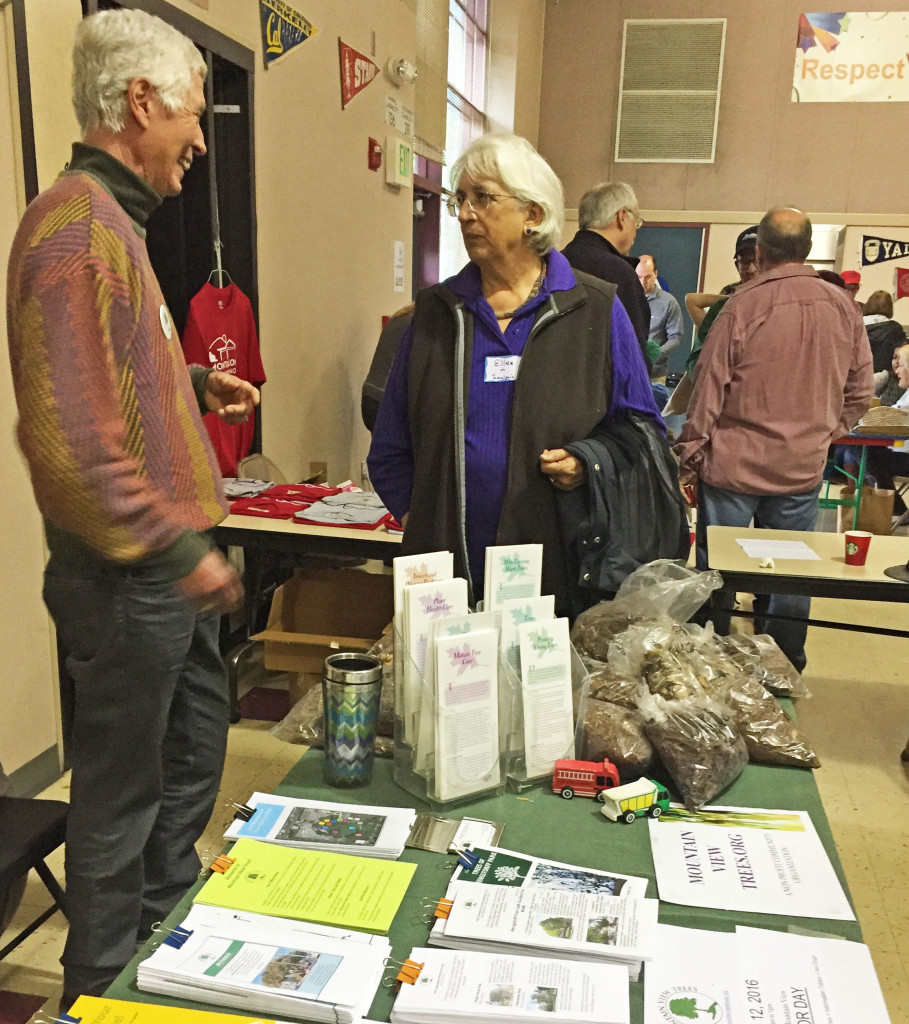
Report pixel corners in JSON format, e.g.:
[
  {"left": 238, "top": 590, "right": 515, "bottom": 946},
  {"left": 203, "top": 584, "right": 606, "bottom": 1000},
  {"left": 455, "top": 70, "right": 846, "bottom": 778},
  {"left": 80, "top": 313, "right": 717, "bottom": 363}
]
[{"left": 385, "top": 135, "right": 413, "bottom": 188}]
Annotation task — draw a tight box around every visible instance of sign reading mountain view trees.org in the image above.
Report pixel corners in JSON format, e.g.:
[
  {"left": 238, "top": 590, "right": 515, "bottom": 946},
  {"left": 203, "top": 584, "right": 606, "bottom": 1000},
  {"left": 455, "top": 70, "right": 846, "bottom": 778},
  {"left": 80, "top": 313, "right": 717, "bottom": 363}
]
[{"left": 794, "top": 12, "right": 909, "bottom": 102}]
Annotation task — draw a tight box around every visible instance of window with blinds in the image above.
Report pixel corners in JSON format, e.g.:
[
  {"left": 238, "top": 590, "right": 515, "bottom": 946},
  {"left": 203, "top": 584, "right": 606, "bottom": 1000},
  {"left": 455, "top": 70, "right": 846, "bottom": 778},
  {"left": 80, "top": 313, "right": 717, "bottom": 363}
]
[{"left": 440, "top": 0, "right": 489, "bottom": 280}]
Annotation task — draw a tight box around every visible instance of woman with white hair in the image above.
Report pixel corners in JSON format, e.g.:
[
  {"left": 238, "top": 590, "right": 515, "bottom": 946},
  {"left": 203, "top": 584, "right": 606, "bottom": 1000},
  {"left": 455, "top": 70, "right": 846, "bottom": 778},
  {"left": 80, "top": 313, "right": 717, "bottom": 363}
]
[{"left": 368, "top": 134, "right": 661, "bottom": 612}]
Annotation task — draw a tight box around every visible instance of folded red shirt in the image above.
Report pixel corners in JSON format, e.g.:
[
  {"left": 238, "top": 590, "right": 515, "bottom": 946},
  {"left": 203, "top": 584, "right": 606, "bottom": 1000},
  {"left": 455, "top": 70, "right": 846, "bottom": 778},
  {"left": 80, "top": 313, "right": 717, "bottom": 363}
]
[
  {"left": 262, "top": 483, "right": 343, "bottom": 501},
  {"left": 229, "top": 497, "right": 310, "bottom": 519}
]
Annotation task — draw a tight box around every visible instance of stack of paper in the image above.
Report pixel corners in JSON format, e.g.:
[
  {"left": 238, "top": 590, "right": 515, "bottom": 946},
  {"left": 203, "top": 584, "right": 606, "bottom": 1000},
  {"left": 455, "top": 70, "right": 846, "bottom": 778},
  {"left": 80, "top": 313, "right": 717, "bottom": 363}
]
[
  {"left": 193, "top": 838, "right": 416, "bottom": 934},
  {"left": 391, "top": 947, "right": 630, "bottom": 1024},
  {"left": 429, "top": 880, "right": 658, "bottom": 980},
  {"left": 644, "top": 924, "right": 891, "bottom": 1024},
  {"left": 71, "top": 994, "right": 290, "bottom": 1023},
  {"left": 484, "top": 544, "right": 543, "bottom": 609},
  {"left": 137, "top": 905, "right": 389, "bottom": 1022},
  {"left": 223, "top": 793, "right": 416, "bottom": 860}
]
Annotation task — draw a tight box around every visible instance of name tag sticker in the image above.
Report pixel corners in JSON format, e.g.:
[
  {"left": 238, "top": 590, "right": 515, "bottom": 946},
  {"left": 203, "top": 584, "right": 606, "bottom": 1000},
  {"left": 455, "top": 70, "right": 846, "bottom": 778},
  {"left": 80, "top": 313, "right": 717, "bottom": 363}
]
[{"left": 484, "top": 356, "right": 520, "bottom": 382}]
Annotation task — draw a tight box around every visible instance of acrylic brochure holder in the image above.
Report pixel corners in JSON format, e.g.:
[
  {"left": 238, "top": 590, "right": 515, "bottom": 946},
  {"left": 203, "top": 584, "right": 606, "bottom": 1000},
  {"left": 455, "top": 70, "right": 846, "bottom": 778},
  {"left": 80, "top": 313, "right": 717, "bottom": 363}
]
[
  {"left": 392, "top": 621, "right": 591, "bottom": 807},
  {"left": 499, "top": 642, "right": 590, "bottom": 792},
  {"left": 393, "top": 624, "right": 506, "bottom": 811}
]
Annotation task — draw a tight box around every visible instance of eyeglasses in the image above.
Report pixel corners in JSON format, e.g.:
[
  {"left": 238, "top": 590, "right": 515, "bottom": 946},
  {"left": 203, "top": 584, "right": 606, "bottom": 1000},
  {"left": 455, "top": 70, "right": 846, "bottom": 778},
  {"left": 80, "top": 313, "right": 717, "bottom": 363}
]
[
  {"left": 624, "top": 208, "right": 645, "bottom": 230},
  {"left": 445, "top": 188, "right": 515, "bottom": 218},
  {"left": 734, "top": 253, "right": 757, "bottom": 269}
]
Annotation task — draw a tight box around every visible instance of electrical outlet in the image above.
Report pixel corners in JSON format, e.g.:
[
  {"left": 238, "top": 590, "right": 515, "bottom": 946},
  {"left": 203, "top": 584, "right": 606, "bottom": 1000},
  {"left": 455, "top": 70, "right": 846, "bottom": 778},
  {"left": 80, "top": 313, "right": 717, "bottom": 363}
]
[{"left": 308, "top": 461, "right": 328, "bottom": 484}]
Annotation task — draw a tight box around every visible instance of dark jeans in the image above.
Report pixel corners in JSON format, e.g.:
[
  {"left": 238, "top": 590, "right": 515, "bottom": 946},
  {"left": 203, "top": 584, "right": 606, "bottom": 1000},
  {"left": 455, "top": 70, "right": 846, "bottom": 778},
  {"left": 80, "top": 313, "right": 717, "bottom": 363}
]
[
  {"left": 696, "top": 481, "right": 821, "bottom": 672},
  {"left": 43, "top": 557, "right": 229, "bottom": 1001}
]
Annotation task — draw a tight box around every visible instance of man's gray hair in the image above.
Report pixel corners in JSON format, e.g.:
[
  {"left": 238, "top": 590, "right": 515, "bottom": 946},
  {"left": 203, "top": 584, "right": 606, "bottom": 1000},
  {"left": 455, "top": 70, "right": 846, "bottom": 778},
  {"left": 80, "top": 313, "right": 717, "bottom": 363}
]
[
  {"left": 73, "top": 9, "right": 206, "bottom": 135},
  {"left": 449, "top": 134, "right": 565, "bottom": 256},
  {"left": 578, "top": 182, "right": 639, "bottom": 231},
  {"left": 756, "top": 207, "right": 813, "bottom": 267}
]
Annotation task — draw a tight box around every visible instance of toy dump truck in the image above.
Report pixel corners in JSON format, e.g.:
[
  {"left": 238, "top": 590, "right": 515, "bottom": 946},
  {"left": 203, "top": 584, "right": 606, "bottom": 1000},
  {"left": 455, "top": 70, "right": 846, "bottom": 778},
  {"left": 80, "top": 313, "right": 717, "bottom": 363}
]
[{"left": 599, "top": 777, "right": 671, "bottom": 823}]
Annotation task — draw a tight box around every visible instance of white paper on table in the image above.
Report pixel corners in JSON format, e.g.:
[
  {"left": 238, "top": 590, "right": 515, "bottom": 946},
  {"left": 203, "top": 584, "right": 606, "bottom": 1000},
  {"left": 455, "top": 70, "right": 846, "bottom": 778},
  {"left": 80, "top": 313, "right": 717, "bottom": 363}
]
[
  {"left": 434, "top": 628, "right": 501, "bottom": 801},
  {"left": 736, "top": 538, "right": 821, "bottom": 560},
  {"left": 517, "top": 617, "right": 575, "bottom": 777},
  {"left": 648, "top": 805, "right": 855, "bottom": 921},
  {"left": 392, "top": 946, "right": 630, "bottom": 1024},
  {"left": 734, "top": 926, "right": 891, "bottom": 1024},
  {"left": 498, "top": 594, "right": 555, "bottom": 674},
  {"left": 644, "top": 925, "right": 735, "bottom": 1024}
]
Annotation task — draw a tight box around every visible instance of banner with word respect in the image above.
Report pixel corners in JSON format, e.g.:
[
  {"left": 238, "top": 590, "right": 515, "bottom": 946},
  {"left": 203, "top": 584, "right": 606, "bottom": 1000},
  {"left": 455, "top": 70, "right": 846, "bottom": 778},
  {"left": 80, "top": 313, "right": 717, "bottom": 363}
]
[{"left": 793, "top": 12, "right": 909, "bottom": 102}]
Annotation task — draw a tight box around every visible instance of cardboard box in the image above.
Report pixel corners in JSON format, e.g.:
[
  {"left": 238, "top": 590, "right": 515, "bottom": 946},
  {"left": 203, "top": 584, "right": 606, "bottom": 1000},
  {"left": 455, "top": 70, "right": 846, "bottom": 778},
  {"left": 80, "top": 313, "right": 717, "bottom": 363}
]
[{"left": 254, "top": 563, "right": 394, "bottom": 677}]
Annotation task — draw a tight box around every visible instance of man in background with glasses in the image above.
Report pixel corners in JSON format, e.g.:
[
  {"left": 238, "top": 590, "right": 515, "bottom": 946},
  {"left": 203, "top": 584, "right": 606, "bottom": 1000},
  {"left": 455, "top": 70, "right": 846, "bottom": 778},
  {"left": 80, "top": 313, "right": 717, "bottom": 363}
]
[{"left": 562, "top": 182, "right": 653, "bottom": 369}]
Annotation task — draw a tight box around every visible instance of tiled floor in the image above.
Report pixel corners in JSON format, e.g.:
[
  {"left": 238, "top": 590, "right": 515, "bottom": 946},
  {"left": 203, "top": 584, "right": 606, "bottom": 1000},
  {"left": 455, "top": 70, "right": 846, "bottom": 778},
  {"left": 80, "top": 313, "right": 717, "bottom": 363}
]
[{"left": 1, "top": 580, "right": 907, "bottom": 1022}]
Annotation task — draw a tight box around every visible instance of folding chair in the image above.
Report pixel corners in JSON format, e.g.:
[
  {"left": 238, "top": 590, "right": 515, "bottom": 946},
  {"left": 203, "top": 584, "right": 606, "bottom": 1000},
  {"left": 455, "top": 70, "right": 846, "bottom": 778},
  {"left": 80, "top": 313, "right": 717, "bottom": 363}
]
[{"left": 0, "top": 797, "right": 68, "bottom": 960}]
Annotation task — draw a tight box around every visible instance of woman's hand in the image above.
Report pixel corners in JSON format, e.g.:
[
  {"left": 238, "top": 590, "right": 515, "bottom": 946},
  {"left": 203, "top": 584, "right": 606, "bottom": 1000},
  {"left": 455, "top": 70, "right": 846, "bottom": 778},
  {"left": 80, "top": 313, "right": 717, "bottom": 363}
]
[{"left": 540, "top": 448, "right": 586, "bottom": 491}]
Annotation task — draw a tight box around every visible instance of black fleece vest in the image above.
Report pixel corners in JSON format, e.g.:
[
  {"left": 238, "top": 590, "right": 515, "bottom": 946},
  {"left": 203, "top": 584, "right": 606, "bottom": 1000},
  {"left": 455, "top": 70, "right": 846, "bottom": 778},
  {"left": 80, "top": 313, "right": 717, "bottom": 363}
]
[{"left": 402, "top": 271, "right": 615, "bottom": 613}]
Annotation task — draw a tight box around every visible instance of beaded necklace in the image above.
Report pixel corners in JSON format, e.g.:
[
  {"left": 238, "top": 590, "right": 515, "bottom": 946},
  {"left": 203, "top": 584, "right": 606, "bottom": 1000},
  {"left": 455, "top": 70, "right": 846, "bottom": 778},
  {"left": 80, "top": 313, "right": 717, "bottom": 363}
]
[{"left": 494, "top": 258, "right": 547, "bottom": 320}]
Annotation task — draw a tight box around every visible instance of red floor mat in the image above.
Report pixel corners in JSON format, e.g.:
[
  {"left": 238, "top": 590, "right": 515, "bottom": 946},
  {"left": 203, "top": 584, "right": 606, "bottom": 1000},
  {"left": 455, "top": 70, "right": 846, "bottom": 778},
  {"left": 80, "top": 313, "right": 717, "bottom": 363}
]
[
  {"left": 236, "top": 686, "right": 290, "bottom": 722},
  {"left": 0, "top": 991, "right": 46, "bottom": 1024}
]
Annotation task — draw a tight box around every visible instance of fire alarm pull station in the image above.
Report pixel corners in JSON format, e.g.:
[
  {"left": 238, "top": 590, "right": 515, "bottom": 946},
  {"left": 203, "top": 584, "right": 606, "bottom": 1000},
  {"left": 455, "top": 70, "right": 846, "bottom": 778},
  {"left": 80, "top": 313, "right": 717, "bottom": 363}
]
[{"left": 368, "top": 138, "right": 383, "bottom": 172}]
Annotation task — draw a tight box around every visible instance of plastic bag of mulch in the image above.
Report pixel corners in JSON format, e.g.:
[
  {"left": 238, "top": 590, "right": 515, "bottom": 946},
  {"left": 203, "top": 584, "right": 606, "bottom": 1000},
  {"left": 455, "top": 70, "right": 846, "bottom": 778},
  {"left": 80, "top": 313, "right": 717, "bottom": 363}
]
[
  {"left": 571, "top": 560, "right": 722, "bottom": 662},
  {"left": 720, "top": 675, "right": 820, "bottom": 768},
  {"left": 640, "top": 693, "right": 748, "bottom": 810},
  {"left": 580, "top": 653, "right": 642, "bottom": 709},
  {"left": 579, "top": 698, "right": 655, "bottom": 779},
  {"left": 718, "top": 633, "right": 809, "bottom": 698}
]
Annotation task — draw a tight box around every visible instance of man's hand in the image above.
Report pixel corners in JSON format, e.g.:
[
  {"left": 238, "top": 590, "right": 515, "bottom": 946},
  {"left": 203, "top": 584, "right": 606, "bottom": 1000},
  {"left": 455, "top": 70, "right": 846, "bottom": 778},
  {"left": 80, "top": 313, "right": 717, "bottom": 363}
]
[
  {"left": 176, "top": 549, "right": 244, "bottom": 614},
  {"left": 678, "top": 469, "right": 698, "bottom": 506},
  {"left": 204, "top": 370, "right": 260, "bottom": 424},
  {"left": 540, "top": 448, "right": 586, "bottom": 491}
]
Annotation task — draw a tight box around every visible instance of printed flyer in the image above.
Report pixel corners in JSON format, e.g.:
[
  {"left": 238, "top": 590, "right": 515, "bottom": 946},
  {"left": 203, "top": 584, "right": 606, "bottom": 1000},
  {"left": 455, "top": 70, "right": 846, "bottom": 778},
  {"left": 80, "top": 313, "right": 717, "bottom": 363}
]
[{"left": 649, "top": 806, "right": 855, "bottom": 921}]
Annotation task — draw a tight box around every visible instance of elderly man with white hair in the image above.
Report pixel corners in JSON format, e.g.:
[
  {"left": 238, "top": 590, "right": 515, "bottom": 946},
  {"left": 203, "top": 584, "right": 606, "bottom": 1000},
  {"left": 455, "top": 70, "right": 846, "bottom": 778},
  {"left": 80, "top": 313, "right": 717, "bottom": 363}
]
[{"left": 6, "top": 8, "right": 258, "bottom": 1005}]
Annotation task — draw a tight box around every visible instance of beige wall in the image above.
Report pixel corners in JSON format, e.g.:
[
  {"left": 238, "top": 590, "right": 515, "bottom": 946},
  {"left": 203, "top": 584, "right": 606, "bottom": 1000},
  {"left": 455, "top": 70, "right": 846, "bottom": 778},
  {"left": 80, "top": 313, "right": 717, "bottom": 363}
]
[
  {"left": 1, "top": 0, "right": 542, "bottom": 780},
  {"left": 539, "top": 0, "right": 909, "bottom": 217},
  {"left": 0, "top": 5, "right": 59, "bottom": 778}
]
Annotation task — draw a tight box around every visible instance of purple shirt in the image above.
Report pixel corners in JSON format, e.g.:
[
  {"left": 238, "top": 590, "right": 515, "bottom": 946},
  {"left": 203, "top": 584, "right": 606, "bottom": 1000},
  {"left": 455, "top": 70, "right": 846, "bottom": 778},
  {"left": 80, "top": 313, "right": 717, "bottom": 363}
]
[{"left": 368, "top": 250, "right": 659, "bottom": 588}]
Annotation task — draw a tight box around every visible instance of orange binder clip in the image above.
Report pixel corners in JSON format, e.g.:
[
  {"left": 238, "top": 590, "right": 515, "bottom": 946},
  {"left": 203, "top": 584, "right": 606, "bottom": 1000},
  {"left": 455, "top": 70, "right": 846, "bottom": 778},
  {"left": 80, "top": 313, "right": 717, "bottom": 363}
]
[
  {"left": 395, "top": 958, "right": 425, "bottom": 985},
  {"left": 210, "top": 853, "right": 236, "bottom": 874},
  {"left": 432, "top": 896, "right": 454, "bottom": 920}
]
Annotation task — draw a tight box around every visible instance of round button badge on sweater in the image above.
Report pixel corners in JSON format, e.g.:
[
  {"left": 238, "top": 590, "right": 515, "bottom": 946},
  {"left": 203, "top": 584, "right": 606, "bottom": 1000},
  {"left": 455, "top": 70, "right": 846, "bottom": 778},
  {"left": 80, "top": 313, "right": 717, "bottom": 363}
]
[{"left": 159, "top": 304, "right": 173, "bottom": 339}]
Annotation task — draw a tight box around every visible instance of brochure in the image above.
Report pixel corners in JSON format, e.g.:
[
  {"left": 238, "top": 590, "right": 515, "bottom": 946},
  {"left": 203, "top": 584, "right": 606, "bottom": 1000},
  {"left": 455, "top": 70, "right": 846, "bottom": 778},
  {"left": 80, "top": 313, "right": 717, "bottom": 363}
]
[
  {"left": 223, "top": 792, "right": 416, "bottom": 860},
  {"left": 193, "top": 838, "right": 416, "bottom": 934},
  {"left": 517, "top": 617, "right": 575, "bottom": 777},
  {"left": 484, "top": 544, "right": 543, "bottom": 610},
  {"left": 431, "top": 879, "right": 658, "bottom": 980},
  {"left": 450, "top": 845, "right": 649, "bottom": 900},
  {"left": 434, "top": 628, "right": 502, "bottom": 801},
  {"left": 137, "top": 904, "right": 390, "bottom": 1023},
  {"left": 648, "top": 805, "right": 855, "bottom": 920},
  {"left": 391, "top": 946, "right": 631, "bottom": 1024},
  {"left": 498, "top": 595, "right": 554, "bottom": 674}
]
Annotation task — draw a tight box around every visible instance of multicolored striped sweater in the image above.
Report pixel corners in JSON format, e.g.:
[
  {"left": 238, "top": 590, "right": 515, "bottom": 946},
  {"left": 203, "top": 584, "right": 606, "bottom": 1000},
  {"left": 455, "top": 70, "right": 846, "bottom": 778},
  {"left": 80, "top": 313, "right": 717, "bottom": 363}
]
[{"left": 6, "top": 144, "right": 227, "bottom": 580}]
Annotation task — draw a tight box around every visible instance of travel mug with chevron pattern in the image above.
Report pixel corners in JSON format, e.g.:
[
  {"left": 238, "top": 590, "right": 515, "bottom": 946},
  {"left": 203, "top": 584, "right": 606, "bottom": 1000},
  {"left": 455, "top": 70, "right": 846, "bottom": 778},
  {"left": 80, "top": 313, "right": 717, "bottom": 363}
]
[{"left": 322, "top": 653, "right": 384, "bottom": 786}]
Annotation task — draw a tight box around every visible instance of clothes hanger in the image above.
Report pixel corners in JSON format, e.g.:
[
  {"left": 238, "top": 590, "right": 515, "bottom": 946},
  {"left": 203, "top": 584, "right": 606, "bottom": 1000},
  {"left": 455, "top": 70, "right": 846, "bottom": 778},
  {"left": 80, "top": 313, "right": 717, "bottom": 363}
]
[{"left": 208, "top": 238, "right": 233, "bottom": 288}]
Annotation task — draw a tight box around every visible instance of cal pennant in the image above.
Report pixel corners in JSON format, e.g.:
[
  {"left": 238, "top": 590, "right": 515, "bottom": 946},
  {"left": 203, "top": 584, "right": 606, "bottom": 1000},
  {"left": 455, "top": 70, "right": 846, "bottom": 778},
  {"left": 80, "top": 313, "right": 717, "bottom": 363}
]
[
  {"left": 260, "top": 0, "right": 318, "bottom": 69},
  {"left": 895, "top": 267, "right": 909, "bottom": 301},
  {"left": 339, "top": 39, "right": 380, "bottom": 108},
  {"left": 861, "top": 234, "right": 909, "bottom": 267}
]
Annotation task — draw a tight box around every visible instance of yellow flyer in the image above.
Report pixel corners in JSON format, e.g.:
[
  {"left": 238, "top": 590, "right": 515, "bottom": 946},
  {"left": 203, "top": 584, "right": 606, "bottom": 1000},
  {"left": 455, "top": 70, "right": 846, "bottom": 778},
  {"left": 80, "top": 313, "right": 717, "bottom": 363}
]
[
  {"left": 70, "top": 995, "right": 278, "bottom": 1023},
  {"left": 192, "top": 837, "right": 416, "bottom": 933}
]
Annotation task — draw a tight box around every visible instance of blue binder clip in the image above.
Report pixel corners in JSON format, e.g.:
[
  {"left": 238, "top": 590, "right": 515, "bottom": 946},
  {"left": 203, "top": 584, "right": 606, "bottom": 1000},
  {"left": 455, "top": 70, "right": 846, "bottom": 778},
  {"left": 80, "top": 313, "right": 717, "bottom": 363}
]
[
  {"left": 59, "top": 1015, "right": 82, "bottom": 1024},
  {"left": 456, "top": 847, "right": 480, "bottom": 870},
  {"left": 163, "top": 924, "right": 194, "bottom": 949}
]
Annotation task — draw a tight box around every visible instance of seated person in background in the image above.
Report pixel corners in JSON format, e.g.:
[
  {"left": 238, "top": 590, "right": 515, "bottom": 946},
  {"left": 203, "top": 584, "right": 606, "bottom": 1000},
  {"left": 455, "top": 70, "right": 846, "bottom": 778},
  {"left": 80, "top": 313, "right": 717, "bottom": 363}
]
[
  {"left": 877, "top": 345, "right": 908, "bottom": 406},
  {"left": 637, "top": 254, "right": 683, "bottom": 382},
  {"left": 862, "top": 289, "right": 906, "bottom": 374},
  {"left": 842, "top": 343, "right": 909, "bottom": 516},
  {"left": 368, "top": 134, "right": 662, "bottom": 615}
]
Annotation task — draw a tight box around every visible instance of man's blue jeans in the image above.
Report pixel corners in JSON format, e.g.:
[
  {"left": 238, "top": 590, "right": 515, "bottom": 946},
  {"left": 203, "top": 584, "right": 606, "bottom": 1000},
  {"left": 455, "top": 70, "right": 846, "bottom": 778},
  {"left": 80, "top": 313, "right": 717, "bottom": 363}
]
[{"left": 696, "top": 481, "right": 821, "bottom": 672}]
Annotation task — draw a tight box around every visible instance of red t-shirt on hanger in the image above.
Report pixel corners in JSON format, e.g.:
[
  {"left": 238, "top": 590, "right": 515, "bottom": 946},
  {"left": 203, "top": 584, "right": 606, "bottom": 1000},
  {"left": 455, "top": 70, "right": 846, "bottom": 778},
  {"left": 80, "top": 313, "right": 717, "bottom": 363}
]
[{"left": 181, "top": 282, "right": 266, "bottom": 476}]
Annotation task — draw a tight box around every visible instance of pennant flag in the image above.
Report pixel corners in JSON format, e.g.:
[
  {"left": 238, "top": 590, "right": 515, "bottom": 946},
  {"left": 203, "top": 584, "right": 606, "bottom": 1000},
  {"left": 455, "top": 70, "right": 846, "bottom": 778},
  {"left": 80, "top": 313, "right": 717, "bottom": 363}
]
[
  {"left": 861, "top": 233, "right": 909, "bottom": 267},
  {"left": 895, "top": 267, "right": 909, "bottom": 300},
  {"left": 339, "top": 39, "right": 380, "bottom": 108},
  {"left": 260, "top": 0, "right": 318, "bottom": 68}
]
